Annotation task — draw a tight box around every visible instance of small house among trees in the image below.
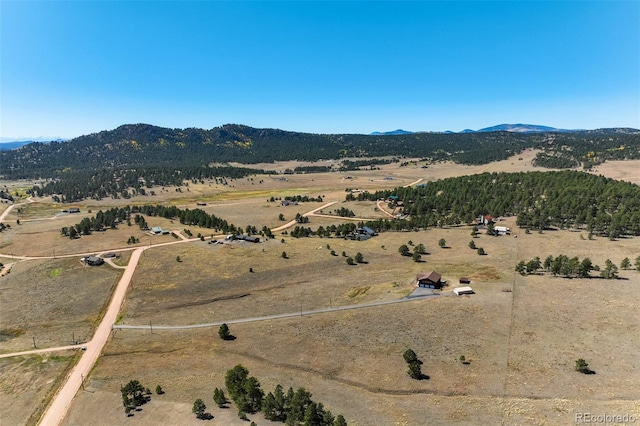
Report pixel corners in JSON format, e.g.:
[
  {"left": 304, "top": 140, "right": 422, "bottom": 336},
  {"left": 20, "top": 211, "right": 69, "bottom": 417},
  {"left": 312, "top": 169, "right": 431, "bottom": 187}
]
[
  {"left": 416, "top": 271, "right": 442, "bottom": 289},
  {"left": 476, "top": 214, "right": 493, "bottom": 226}
]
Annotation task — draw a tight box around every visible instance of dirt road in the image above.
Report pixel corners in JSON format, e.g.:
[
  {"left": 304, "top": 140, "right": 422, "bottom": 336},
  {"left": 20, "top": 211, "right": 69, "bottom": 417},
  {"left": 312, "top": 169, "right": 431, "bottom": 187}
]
[
  {"left": 271, "top": 201, "right": 337, "bottom": 232},
  {"left": 37, "top": 247, "right": 146, "bottom": 426}
]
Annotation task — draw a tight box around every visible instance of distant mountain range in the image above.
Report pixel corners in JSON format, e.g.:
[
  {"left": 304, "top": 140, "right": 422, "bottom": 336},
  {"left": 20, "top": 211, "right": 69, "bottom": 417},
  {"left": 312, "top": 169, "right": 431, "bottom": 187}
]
[
  {"left": 370, "top": 129, "right": 414, "bottom": 136},
  {"left": 0, "top": 139, "right": 66, "bottom": 151},
  {"left": 3, "top": 125, "right": 638, "bottom": 150},
  {"left": 372, "top": 124, "right": 640, "bottom": 135}
]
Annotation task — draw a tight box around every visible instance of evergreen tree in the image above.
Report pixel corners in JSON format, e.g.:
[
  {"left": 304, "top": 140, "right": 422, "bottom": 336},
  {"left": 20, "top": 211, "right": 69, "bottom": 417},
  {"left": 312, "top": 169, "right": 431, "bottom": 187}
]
[
  {"left": 620, "top": 257, "right": 631, "bottom": 270},
  {"left": 192, "top": 398, "right": 206, "bottom": 419},
  {"left": 408, "top": 361, "right": 423, "bottom": 380},
  {"left": 213, "top": 388, "right": 228, "bottom": 407},
  {"left": 403, "top": 349, "right": 418, "bottom": 364},
  {"left": 334, "top": 415, "right": 348, "bottom": 426},
  {"left": 218, "top": 323, "right": 232, "bottom": 340}
]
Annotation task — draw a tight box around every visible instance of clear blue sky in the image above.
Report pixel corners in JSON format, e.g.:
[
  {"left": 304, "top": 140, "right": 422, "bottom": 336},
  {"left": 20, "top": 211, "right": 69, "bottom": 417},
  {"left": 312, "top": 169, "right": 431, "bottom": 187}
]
[{"left": 1, "top": 1, "right": 639, "bottom": 139}]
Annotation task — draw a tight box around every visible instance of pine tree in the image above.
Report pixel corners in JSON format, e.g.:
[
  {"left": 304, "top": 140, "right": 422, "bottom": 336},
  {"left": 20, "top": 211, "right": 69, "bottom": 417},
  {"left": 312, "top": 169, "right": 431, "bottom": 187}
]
[
  {"left": 192, "top": 398, "right": 206, "bottom": 419},
  {"left": 218, "top": 323, "right": 231, "bottom": 340}
]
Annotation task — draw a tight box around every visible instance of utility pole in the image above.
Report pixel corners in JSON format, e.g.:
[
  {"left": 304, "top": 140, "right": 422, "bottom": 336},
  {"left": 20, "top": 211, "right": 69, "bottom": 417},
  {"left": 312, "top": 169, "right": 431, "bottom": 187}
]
[
  {"left": 150, "top": 320, "right": 153, "bottom": 334},
  {"left": 80, "top": 373, "right": 85, "bottom": 390},
  {"left": 32, "top": 336, "right": 36, "bottom": 348},
  {"left": 72, "top": 331, "right": 75, "bottom": 344}
]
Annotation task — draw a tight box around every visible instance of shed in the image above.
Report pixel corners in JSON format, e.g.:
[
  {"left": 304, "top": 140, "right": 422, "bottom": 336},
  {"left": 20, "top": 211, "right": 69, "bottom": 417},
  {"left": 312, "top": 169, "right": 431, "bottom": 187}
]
[
  {"left": 68, "top": 207, "right": 80, "bottom": 213},
  {"left": 416, "top": 271, "right": 442, "bottom": 289},
  {"left": 494, "top": 226, "right": 511, "bottom": 235},
  {"left": 459, "top": 277, "right": 471, "bottom": 284},
  {"left": 454, "top": 286, "right": 474, "bottom": 295}
]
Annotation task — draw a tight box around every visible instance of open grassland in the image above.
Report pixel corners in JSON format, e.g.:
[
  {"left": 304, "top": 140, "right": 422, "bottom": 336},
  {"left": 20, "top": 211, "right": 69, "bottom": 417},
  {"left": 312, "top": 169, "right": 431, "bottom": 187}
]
[
  {"left": 120, "top": 225, "right": 514, "bottom": 327},
  {"left": 0, "top": 258, "right": 121, "bottom": 353},
  {"left": 63, "top": 223, "right": 639, "bottom": 425},
  {"left": 0, "top": 351, "right": 79, "bottom": 426},
  {"left": 1, "top": 153, "right": 640, "bottom": 425}
]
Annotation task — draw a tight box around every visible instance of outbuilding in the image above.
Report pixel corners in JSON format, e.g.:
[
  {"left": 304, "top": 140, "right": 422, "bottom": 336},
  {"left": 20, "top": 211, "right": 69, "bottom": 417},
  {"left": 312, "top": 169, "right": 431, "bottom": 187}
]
[
  {"left": 454, "top": 286, "right": 474, "bottom": 295},
  {"left": 459, "top": 277, "right": 471, "bottom": 284}
]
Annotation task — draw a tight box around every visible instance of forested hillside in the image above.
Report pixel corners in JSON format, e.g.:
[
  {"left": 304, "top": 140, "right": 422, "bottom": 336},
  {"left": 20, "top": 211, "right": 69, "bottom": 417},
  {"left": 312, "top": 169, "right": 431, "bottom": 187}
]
[
  {"left": 353, "top": 171, "right": 640, "bottom": 237},
  {"left": 2, "top": 124, "right": 639, "bottom": 180},
  {"left": 1, "top": 124, "right": 639, "bottom": 203}
]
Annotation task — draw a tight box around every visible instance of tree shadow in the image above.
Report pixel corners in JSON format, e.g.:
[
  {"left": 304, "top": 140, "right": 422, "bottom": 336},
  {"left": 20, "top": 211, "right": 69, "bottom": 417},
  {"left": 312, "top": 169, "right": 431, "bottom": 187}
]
[
  {"left": 222, "top": 335, "right": 236, "bottom": 341},
  {"left": 198, "top": 413, "right": 214, "bottom": 420}
]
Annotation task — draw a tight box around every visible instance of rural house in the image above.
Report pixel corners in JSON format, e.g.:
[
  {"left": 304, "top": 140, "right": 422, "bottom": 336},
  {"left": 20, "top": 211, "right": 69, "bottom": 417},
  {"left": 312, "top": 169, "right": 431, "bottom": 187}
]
[
  {"left": 416, "top": 271, "right": 442, "bottom": 289},
  {"left": 476, "top": 215, "right": 493, "bottom": 226},
  {"left": 84, "top": 256, "right": 104, "bottom": 266}
]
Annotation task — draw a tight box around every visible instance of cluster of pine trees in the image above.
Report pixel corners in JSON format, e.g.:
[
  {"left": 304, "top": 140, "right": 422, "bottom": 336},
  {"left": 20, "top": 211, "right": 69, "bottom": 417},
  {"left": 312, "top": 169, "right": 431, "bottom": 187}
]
[
  {"left": 354, "top": 171, "right": 640, "bottom": 237},
  {"left": 516, "top": 255, "right": 628, "bottom": 279},
  {"left": 63, "top": 205, "right": 251, "bottom": 239},
  {"left": 27, "top": 165, "right": 270, "bottom": 203},
  {"left": 222, "top": 365, "right": 347, "bottom": 425}
]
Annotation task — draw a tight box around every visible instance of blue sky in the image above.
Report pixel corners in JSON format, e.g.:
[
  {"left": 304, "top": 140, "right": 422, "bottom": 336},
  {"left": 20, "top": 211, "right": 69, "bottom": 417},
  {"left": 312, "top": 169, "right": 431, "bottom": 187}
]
[{"left": 1, "top": 1, "right": 639, "bottom": 140}]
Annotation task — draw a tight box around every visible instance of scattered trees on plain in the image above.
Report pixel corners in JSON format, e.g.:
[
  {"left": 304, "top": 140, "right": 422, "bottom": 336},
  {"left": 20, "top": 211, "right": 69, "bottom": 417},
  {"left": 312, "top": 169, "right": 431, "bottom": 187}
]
[
  {"left": 575, "top": 358, "right": 594, "bottom": 374},
  {"left": 192, "top": 398, "right": 207, "bottom": 419},
  {"left": 403, "top": 349, "right": 426, "bottom": 380},
  {"left": 218, "top": 323, "right": 233, "bottom": 340},
  {"left": 121, "top": 380, "right": 149, "bottom": 416},
  {"left": 213, "top": 388, "right": 229, "bottom": 408}
]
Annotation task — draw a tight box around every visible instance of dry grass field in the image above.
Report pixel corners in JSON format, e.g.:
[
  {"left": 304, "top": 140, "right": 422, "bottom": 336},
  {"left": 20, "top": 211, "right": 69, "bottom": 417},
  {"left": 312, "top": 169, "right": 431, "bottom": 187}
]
[
  {"left": 0, "top": 257, "right": 121, "bottom": 353},
  {"left": 1, "top": 154, "right": 639, "bottom": 426},
  {"left": 0, "top": 351, "right": 79, "bottom": 426}
]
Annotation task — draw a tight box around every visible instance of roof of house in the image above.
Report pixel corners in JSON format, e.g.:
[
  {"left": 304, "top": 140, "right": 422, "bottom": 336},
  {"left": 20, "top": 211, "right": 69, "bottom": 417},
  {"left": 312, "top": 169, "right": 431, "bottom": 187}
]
[
  {"left": 416, "top": 270, "right": 441, "bottom": 283},
  {"left": 151, "top": 226, "right": 163, "bottom": 233}
]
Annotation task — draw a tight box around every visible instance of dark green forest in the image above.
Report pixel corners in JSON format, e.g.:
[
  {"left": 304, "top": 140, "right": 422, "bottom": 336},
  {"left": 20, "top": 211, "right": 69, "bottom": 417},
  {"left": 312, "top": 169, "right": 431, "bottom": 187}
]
[
  {"left": 1, "top": 123, "right": 638, "bottom": 203},
  {"left": 2, "top": 124, "right": 639, "bottom": 178},
  {"left": 351, "top": 171, "right": 640, "bottom": 237}
]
